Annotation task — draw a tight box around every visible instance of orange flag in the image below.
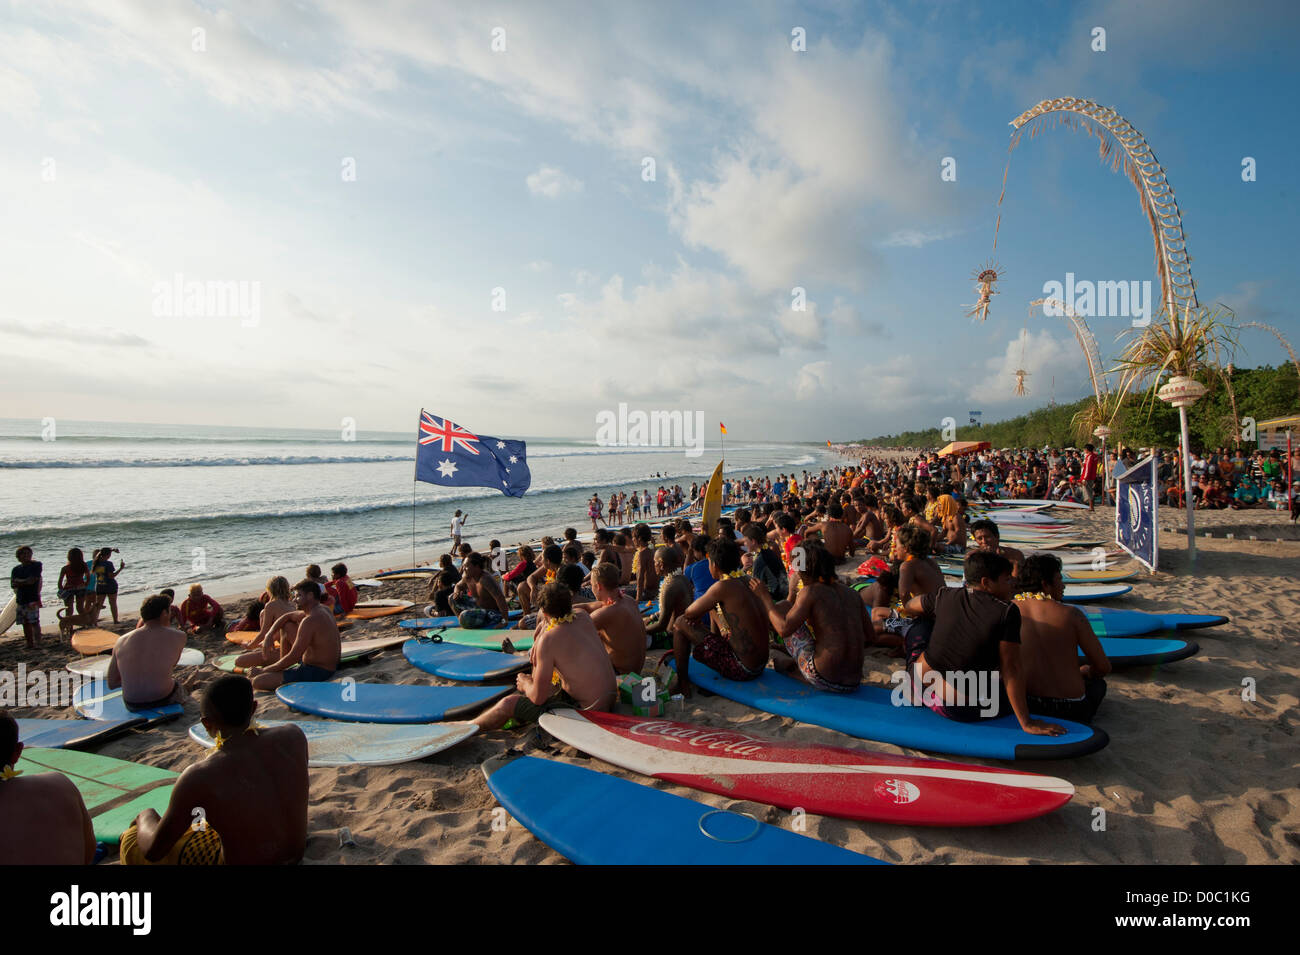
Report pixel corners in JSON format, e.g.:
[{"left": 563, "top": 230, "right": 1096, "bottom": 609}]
[{"left": 720, "top": 422, "right": 727, "bottom": 435}]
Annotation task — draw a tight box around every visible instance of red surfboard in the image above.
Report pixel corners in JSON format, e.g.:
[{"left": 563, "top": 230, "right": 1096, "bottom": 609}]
[{"left": 540, "top": 710, "right": 1074, "bottom": 827}]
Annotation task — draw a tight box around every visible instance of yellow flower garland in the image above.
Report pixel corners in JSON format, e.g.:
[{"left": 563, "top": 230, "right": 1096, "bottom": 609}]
[
  {"left": 544, "top": 613, "right": 574, "bottom": 685},
  {"left": 1013, "top": 592, "right": 1054, "bottom": 602},
  {"left": 212, "top": 723, "right": 263, "bottom": 749},
  {"left": 0, "top": 764, "right": 22, "bottom": 781}
]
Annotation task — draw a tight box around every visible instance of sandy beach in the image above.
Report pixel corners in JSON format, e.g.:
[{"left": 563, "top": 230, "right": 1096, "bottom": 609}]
[{"left": 6, "top": 500, "right": 1297, "bottom": 865}]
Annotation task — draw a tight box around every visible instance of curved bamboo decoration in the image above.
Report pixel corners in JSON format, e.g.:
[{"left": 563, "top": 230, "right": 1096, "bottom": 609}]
[
  {"left": 1028, "top": 298, "right": 1108, "bottom": 401},
  {"left": 1242, "top": 321, "right": 1300, "bottom": 402},
  {"left": 1010, "top": 98, "right": 1198, "bottom": 317}
]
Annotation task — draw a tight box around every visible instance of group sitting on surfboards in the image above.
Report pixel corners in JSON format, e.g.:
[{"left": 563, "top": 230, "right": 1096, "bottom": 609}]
[{"left": 4, "top": 451, "right": 1176, "bottom": 866}]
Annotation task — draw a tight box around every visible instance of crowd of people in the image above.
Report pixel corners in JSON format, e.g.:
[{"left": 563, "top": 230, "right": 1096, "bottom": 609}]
[
  {"left": 426, "top": 453, "right": 1136, "bottom": 741},
  {"left": 5, "top": 439, "right": 1293, "bottom": 865}
]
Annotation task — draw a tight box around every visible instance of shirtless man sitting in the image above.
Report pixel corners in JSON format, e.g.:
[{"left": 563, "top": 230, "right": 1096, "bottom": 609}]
[
  {"left": 633, "top": 523, "right": 658, "bottom": 602},
  {"left": 878, "top": 525, "right": 946, "bottom": 646},
  {"left": 969, "top": 519, "right": 1025, "bottom": 579},
  {"left": 851, "top": 494, "right": 884, "bottom": 545},
  {"left": 235, "top": 576, "right": 296, "bottom": 670},
  {"left": 474, "top": 582, "right": 616, "bottom": 730},
  {"left": 902, "top": 495, "right": 936, "bottom": 537},
  {"left": 246, "top": 580, "right": 342, "bottom": 692},
  {"left": 573, "top": 562, "right": 647, "bottom": 673},
  {"left": 120, "top": 676, "right": 308, "bottom": 865},
  {"left": 751, "top": 542, "right": 865, "bottom": 692},
  {"left": 451, "top": 552, "right": 511, "bottom": 629},
  {"left": 106, "top": 594, "right": 188, "bottom": 709},
  {"left": 1014, "top": 554, "right": 1111, "bottom": 723},
  {"left": 670, "top": 536, "right": 770, "bottom": 696},
  {"left": 642, "top": 545, "right": 693, "bottom": 649},
  {"left": 0, "top": 713, "right": 95, "bottom": 864},
  {"left": 799, "top": 503, "right": 855, "bottom": 560},
  {"left": 941, "top": 498, "right": 969, "bottom": 554}
]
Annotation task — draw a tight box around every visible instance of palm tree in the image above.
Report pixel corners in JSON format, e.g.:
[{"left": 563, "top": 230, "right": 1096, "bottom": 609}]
[{"left": 1113, "top": 302, "right": 1239, "bottom": 560}]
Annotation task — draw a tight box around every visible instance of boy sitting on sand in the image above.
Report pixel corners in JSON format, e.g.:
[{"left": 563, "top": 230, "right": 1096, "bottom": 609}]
[
  {"left": 0, "top": 714, "right": 96, "bottom": 864},
  {"left": 246, "top": 580, "right": 342, "bottom": 691},
  {"left": 329, "top": 563, "right": 358, "bottom": 615},
  {"left": 751, "top": 541, "right": 865, "bottom": 692},
  {"left": 968, "top": 519, "right": 1024, "bottom": 579},
  {"left": 1014, "top": 555, "right": 1111, "bottom": 724},
  {"left": 670, "top": 536, "right": 770, "bottom": 696},
  {"left": 641, "top": 545, "right": 693, "bottom": 648},
  {"left": 106, "top": 594, "right": 188, "bottom": 709},
  {"left": 451, "top": 552, "right": 511, "bottom": 628},
  {"left": 572, "top": 562, "right": 647, "bottom": 674},
  {"left": 121, "top": 676, "right": 308, "bottom": 865},
  {"left": 179, "top": 582, "right": 224, "bottom": 634},
  {"left": 474, "top": 582, "right": 616, "bottom": 730}
]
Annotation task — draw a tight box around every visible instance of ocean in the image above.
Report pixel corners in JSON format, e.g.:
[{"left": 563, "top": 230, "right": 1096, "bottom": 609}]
[{"left": 0, "top": 419, "right": 834, "bottom": 605}]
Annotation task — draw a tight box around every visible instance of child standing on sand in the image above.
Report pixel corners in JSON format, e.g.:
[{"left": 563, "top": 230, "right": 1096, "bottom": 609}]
[
  {"left": 10, "top": 547, "right": 43, "bottom": 649},
  {"left": 90, "top": 547, "right": 125, "bottom": 623},
  {"left": 57, "top": 548, "right": 90, "bottom": 616}
]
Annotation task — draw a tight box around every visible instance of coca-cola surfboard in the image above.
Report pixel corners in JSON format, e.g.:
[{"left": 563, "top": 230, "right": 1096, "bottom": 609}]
[{"left": 539, "top": 710, "right": 1074, "bottom": 827}]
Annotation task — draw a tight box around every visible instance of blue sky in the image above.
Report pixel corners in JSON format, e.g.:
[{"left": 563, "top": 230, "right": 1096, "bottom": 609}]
[{"left": 2, "top": 0, "right": 1296, "bottom": 441}]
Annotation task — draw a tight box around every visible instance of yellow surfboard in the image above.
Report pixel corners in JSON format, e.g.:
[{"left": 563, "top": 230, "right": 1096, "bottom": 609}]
[{"left": 702, "top": 460, "right": 724, "bottom": 539}]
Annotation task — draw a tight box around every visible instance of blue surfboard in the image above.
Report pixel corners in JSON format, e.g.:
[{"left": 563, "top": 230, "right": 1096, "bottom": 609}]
[
  {"left": 679, "top": 662, "right": 1107, "bottom": 760},
  {"left": 1093, "top": 636, "right": 1198, "bottom": 667},
  {"left": 15, "top": 717, "right": 145, "bottom": 749},
  {"left": 399, "top": 609, "right": 524, "bottom": 630},
  {"left": 1082, "top": 606, "right": 1227, "bottom": 637},
  {"left": 72, "top": 682, "right": 184, "bottom": 724},
  {"left": 276, "top": 682, "right": 509, "bottom": 723},
  {"left": 403, "top": 639, "right": 529, "bottom": 681},
  {"left": 482, "top": 755, "right": 885, "bottom": 865}
]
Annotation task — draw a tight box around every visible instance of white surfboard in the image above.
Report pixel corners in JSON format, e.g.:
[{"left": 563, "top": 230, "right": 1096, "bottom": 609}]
[
  {"left": 0, "top": 597, "right": 16, "bottom": 635},
  {"left": 188, "top": 719, "right": 478, "bottom": 767},
  {"left": 353, "top": 599, "right": 414, "bottom": 609},
  {"left": 990, "top": 498, "right": 1089, "bottom": 510},
  {"left": 67, "top": 647, "right": 205, "bottom": 679}
]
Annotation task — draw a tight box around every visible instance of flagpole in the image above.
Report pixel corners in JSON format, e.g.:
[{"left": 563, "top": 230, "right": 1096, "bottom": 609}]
[{"left": 413, "top": 408, "right": 422, "bottom": 566}]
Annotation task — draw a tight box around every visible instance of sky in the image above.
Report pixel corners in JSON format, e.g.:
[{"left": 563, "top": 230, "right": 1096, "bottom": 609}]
[{"left": 2, "top": 0, "right": 1297, "bottom": 442}]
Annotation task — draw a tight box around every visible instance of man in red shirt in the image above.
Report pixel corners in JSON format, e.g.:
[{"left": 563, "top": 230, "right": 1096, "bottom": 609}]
[
  {"left": 328, "top": 563, "right": 358, "bottom": 615},
  {"left": 1080, "top": 444, "right": 1100, "bottom": 509},
  {"left": 180, "top": 583, "right": 224, "bottom": 634}
]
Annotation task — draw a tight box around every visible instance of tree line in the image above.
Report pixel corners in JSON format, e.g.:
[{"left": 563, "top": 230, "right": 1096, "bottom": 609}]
[{"left": 855, "top": 364, "right": 1298, "bottom": 451}]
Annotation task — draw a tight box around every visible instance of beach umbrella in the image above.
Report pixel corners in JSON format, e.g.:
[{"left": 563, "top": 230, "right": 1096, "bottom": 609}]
[{"left": 938, "top": 441, "right": 991, "bottom": 457}]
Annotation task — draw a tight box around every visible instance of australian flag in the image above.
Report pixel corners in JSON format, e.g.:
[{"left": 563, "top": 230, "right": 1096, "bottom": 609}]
[{"left": 415, "top": 411, "right": 531, "bottom": 498}]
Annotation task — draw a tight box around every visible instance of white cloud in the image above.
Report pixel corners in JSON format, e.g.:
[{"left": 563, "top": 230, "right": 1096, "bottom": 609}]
[
  {"left": 526, "top": 166, "right": 584, "bottom": 198},
  {"left": 794, "top": 361, "right": 832, "bottom": 401},
  {"left": 967, "top": 329, "right": 1090, "bottom": 405},
  {"left": 879, "top": 228, "right": 960, "bottom": 248}
]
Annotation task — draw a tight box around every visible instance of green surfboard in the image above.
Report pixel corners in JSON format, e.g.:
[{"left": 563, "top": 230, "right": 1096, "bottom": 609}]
[
  {"left": 22, "top": 747, "right": 177, "bottom": 845},
  {"left": 438, "top": 628, "right": 534, "bottom": 652}
]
